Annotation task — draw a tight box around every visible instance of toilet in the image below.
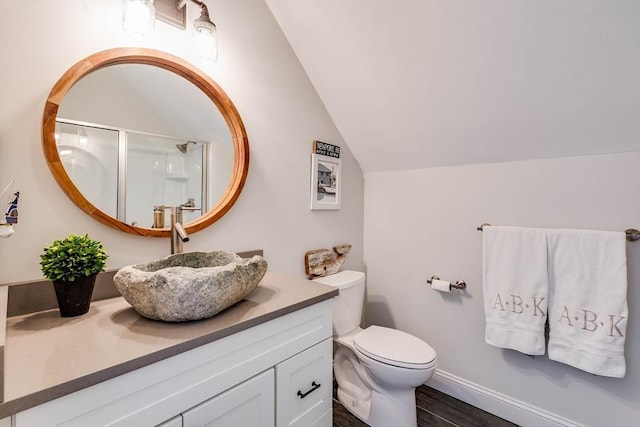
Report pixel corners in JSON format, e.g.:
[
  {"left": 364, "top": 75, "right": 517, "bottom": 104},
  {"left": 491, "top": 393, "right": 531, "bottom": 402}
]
[{"left": 313, "top": 270, "right": 437, "bottom": 427}]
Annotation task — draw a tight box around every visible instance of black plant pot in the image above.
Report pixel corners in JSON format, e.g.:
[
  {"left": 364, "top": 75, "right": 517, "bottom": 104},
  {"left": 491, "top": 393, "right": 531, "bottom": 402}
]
[{"left": 53, "top": 274, "right": 97, "bottom": 317}]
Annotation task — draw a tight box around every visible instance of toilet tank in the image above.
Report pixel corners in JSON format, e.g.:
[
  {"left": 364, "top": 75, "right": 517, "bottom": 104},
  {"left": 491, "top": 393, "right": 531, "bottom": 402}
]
[{"left": 313, "top": 270, "right": 365, "bottom": 337}]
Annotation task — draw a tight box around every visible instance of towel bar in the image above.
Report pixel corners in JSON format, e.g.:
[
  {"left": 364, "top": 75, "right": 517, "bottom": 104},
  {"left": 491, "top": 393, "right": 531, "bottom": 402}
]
[{"left": 477, "top": 224, "right": 640, "bottom": 242}]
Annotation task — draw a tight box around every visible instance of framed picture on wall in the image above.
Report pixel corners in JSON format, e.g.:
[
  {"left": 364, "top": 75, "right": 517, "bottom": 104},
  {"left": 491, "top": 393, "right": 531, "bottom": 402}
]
[{"left": 310, "top": 153, "right": 341, "bottom": 210}]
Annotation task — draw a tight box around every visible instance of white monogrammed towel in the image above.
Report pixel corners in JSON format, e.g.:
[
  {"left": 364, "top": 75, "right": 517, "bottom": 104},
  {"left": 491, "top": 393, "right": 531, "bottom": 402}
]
[
  {"left": 547, "top": 229, "right": 628, "bottom": 377},
  {"left": 483, "top": 226, "right": 549, "bottom": 355}
]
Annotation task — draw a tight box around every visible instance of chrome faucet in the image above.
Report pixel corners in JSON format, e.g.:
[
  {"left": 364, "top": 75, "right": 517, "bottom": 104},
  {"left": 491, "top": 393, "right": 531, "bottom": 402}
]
[
  {"left": 170, "top": 206, "right": 189, "bottom": 254},
  {"left": 152, "top": 201, "right": 200, "bottom": 254}
]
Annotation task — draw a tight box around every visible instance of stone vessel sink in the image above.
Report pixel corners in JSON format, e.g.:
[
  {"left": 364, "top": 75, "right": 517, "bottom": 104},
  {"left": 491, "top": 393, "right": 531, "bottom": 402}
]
[{"left": 114, "top": 251, "right": 268, "bottom": 322}]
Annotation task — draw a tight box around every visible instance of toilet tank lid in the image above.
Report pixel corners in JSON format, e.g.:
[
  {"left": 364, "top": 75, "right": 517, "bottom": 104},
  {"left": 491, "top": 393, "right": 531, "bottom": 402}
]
[
  {"left": 354, "top": 326, "right": 437, "bottom": 367},
  {"left": 312, "top": 270, "right": 365, "bottom": 289}
]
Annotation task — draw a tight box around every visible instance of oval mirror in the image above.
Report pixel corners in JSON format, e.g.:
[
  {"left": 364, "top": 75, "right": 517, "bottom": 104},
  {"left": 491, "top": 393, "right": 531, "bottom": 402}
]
[{"left": 42, "top": 48, "right": 249, "bottom": 237}]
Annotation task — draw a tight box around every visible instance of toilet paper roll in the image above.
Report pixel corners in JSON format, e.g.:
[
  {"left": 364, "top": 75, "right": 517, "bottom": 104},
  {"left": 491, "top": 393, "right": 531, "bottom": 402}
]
[{"left": 431, "top": 279, "right": 451, "bottom": 293}]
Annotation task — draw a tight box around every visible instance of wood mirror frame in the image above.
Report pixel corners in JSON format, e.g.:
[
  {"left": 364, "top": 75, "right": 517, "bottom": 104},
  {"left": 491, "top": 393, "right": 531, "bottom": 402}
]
[{"left": 42, "top": 47, "right": 249, "bottom": 237}]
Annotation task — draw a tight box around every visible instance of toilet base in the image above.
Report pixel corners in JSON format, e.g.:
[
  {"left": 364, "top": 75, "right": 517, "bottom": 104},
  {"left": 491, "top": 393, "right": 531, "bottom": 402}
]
[
  {"left": 337, "top": 384, "right": 418, "bottom": 427},
  {"left": 334, "top": 346, "right": 423, "bottom": 427},
  {"left": 337, "top": 387, "right": 371, "bottom": 424},
  {"left": 369, "top": 387, "right": 418, "bottom": 427}
]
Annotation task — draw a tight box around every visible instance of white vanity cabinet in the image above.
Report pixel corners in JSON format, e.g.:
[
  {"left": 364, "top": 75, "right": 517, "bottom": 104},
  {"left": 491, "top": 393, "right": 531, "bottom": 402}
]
[
  {"left": 155, "top": 337, "right": 333, "bottom": 427},
  {"left": 12, "top": 299, "right": 333, "bottom": 427}
]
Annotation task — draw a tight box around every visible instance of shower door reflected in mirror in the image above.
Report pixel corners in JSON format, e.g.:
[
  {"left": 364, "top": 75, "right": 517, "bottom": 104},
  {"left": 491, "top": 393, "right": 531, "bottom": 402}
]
[
  {"left": 56, "top": 122, "right": 119, "bottom": 218},
  {"left": 56, "top": 120, "right": 229, "bottom": 228}
]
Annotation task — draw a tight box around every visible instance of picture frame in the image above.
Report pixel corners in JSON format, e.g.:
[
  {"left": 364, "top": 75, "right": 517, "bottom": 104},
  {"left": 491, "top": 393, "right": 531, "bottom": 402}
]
[{"left": 310, "top": 153, "right": 341, "bottom": 210}]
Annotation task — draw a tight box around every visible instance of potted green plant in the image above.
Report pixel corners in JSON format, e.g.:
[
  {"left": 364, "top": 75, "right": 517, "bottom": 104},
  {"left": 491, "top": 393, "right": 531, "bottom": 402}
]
[{"left": 40, "top": 234, "right": 108, "bottom": 317}]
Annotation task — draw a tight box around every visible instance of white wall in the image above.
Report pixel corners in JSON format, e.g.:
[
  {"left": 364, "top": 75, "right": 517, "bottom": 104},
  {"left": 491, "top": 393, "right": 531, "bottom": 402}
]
[
  {"left": 364, "top": 152, "right": 640, "bottom": 426},
  {"left": 0, "top": 0, "right": 364, "bottom": 283}
]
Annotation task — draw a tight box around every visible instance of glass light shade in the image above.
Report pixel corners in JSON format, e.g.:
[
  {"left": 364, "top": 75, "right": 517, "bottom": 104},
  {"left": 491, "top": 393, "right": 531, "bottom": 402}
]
[
  {"left": 78, "top": 129, "right": 89, "bottom": 147},
  {"left": 193, "top": 5, "right": 218, "bottom": 67},
  {"left": 122, "top": 0, "right": 156, "bottom": 41},
  {"left": 193, "top": 26, "right": 218, "bottom": 66}
]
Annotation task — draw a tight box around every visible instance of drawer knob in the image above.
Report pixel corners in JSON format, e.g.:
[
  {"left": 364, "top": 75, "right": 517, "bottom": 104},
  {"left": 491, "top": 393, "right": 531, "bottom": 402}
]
[{"left": 297, "top": 381, "right": 321, "bottom": 399}]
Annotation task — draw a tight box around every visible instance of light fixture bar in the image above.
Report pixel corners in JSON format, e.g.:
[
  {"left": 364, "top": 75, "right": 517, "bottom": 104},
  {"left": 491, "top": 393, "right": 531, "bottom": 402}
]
[
  {"left": 155, "top": 0, "right": 187, "bottom": 30},
  {"left": 128, "top": 0, "right": 218, "bottom": 65}
]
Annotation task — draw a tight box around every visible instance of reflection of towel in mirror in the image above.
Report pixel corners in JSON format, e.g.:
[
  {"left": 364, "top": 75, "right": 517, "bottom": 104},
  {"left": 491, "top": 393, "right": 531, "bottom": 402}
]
[
  {"left": 482, "top": 226, "right": 549, "bottom": 355},
  {"left": 547, "top": 229, "right": 628, "bottom": 378}
]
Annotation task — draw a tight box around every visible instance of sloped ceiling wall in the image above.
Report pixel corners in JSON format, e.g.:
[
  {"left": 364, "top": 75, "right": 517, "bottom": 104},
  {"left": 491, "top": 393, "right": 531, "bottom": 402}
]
[{"left": 267, "top": 0, "right": 640, "bottom": 172}]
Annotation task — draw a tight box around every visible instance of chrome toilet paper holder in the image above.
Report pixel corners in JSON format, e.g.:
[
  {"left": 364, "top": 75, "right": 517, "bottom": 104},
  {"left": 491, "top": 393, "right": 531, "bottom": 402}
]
[{"left": 427, "top": 275, "right": 467, "bottom": 291}]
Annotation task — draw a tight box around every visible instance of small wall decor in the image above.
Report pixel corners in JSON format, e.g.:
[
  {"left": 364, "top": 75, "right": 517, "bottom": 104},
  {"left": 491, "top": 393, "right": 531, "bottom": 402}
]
[
  {"left": 0, "top": 179, "right": 18, "bottom": 238},
  {"left": 313, "top": 140, "right": 341, "bottom": 158},
  {"left": 305, "top": 244, "right": 351, "bottom": 277},
  {"left": 310, "top": 141, "right": 341, "bottom": 210}
]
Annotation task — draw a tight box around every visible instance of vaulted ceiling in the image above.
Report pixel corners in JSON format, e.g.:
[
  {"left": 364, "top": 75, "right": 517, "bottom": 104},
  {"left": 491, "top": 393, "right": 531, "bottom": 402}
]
[{"left": 266, "top": 0, "right": 640, "bottom": 173}]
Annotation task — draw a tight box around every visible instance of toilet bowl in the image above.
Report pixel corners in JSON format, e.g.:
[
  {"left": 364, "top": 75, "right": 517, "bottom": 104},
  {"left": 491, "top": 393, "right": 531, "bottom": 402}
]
[{"left": 313, "top": 271, "right": 438, "bottom": 427}]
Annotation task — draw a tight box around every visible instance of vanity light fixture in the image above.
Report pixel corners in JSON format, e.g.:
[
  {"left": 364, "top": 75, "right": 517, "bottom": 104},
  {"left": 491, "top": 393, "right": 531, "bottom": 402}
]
[
  {"left": 122, "top": 0, "right": 156, "bottom": 41},
  {"left": 125, "top": 0, "right": 218, "bottom": 65}
]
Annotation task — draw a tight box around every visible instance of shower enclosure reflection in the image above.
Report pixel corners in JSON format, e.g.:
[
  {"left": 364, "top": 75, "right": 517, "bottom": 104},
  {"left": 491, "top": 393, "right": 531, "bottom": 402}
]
[{"left": 56, "top": 120, "right": 232, "bottom": 228}]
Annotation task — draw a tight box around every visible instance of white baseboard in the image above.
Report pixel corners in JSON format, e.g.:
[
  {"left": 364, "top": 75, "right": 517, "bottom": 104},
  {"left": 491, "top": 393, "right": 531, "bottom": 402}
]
[{"left": 427, "top": 370, "right": 583, "bottom": 427}]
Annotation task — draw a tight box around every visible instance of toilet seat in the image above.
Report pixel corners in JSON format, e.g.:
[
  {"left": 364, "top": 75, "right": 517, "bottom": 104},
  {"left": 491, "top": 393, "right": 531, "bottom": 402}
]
[{"left": 354, "top": 326, "right": 437, "bottom": 370}]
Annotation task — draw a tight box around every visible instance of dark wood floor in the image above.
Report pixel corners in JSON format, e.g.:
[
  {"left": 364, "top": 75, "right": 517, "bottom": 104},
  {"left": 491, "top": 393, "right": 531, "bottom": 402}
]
[{"left": 333, "top": 384, "right": 519, "bottom": 427}]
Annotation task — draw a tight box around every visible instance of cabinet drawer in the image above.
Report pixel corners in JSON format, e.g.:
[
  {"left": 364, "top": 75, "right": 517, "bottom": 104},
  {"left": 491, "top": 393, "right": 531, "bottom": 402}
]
[{"left": 275, "top": 338, "right": 332, "bottom": 427}]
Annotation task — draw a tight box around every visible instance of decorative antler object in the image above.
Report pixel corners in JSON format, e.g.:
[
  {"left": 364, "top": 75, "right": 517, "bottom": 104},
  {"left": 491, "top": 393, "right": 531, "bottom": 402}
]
[{"left": 304, "top": 244, "right": 352, "bottom": 278}]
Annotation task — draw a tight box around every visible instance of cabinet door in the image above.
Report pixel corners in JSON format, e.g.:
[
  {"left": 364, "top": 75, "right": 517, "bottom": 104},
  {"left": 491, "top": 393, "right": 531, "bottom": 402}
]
[
  {"left": 275, "top": 338, "right": 333, "bottom": 427},
  {"left": 182, "top": 369, "right": 274, "bottom": 427},
  {"left": 157, "top": 415, "right": 183, "bottom": 427},
  {"left": 308, "top": 409, "right": 331, "bottom": 427}
]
